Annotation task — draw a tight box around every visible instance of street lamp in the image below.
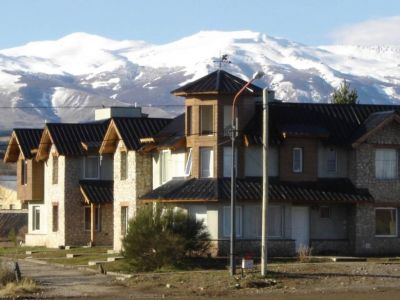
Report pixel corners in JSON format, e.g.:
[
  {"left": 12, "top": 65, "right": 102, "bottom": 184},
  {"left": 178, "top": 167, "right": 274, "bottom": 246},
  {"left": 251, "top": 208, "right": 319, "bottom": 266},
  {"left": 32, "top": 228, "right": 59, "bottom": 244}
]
[{"left": 230, "top": 71, "right": 264, "bottom": 275}]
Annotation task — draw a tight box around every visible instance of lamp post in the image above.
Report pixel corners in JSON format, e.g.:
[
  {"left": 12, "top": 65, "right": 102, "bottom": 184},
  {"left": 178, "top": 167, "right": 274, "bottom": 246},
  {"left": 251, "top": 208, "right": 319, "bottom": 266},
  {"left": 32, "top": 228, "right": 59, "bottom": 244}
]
[{"left": 230, "top": 71, "right": 264, "bottom": 276}]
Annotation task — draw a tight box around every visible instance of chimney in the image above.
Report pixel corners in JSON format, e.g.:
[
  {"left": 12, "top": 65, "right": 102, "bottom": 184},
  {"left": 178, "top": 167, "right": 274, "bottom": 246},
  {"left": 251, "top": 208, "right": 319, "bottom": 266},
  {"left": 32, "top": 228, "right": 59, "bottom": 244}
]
[{"left": 95, "top": 106, "right": 144, "bottom": 121}]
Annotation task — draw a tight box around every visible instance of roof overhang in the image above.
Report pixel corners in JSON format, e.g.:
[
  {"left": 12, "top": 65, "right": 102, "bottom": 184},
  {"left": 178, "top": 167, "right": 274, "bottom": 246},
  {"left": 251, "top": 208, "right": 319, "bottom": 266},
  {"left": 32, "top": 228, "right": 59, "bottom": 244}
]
[
  {"left": 99, "top": 119, "right": 124, "bottom": 154},
  {"left": 36, "top": 127, "right": 58, "bottom": 161},
  {"left": 4, "top": 132, "right": 22, "bottom": 163}
]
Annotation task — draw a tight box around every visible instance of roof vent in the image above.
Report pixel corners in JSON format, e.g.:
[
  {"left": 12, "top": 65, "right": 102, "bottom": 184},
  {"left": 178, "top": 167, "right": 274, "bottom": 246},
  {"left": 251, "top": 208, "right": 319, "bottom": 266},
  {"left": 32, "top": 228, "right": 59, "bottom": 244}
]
[{"left": 95, "top": 107, "right": 144, "bottom": 121}]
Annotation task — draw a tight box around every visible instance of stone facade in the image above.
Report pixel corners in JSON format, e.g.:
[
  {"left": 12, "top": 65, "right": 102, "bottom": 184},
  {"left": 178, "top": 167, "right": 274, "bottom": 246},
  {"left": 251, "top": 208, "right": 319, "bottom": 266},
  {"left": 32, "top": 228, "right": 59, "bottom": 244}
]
[{"left": 113, "top": 141, "right": 153, "bottom": 251}]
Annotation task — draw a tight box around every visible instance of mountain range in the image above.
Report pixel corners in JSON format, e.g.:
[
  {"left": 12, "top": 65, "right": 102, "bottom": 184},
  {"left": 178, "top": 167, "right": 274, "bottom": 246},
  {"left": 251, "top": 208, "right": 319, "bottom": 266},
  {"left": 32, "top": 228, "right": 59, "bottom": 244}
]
[{"left": 1, "top": 30, "right": 400, "bottom": 131}]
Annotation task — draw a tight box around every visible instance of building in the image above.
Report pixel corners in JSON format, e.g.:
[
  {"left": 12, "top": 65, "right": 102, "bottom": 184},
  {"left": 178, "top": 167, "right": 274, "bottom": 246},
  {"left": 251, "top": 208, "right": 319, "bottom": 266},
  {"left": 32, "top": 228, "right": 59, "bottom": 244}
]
[{"left": 139, "top": 70, "right": 400, "bottom": 256}]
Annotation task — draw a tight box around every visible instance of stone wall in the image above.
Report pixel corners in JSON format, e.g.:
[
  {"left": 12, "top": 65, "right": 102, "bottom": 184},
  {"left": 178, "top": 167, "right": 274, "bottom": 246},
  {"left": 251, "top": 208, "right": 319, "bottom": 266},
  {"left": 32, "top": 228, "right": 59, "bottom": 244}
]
[
  {"left": 310, "top": 239, "right": 351, "bottom": 255},
  {"left": 113, "top": 141, "right": 153, "bottom": 251},
  {"left": 216, "top": 239, "right": 296, "bottom": 257}
]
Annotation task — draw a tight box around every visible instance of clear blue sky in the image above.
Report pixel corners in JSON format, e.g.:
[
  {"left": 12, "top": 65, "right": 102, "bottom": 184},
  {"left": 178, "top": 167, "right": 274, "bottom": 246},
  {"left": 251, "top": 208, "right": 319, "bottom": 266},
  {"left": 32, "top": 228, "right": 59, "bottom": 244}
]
[{"left": 1, "top": 0, "right": 400, "bottom": 48}]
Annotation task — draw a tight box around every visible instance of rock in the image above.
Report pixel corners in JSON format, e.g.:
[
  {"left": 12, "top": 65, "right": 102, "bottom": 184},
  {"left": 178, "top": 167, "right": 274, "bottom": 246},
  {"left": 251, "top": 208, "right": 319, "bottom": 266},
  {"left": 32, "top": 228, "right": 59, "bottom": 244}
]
[{"left": 166, "top": 284, "right": 171, "bottom": 289}]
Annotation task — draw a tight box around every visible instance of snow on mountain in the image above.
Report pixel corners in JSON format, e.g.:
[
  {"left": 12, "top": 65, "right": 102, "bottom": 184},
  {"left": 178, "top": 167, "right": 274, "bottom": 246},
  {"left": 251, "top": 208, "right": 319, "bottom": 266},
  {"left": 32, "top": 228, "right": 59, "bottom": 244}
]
[{"left": 1, "top": 30, "right": 400, "bottom": 130}]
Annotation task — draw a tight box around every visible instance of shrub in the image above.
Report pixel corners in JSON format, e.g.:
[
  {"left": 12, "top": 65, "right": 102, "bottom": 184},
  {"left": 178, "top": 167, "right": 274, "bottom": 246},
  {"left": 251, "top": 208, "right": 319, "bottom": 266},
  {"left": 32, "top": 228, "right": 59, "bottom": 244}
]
[
  {"left": 0, "top": 262, "right": 16, "bottom": 286},
  {"left": 122, "top": 205, "right": 210, "bottom": 271}
]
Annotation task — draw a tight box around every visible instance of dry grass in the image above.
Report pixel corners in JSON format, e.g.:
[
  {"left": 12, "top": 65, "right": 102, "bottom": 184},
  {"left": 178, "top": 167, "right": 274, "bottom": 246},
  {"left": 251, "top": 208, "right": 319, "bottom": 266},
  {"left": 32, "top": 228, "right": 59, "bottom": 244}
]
[
  {"left": 297, "top": 245, "right": 313, "bottom": 263},
  {"left": 0, "top": 278, "right": 38, "bottom": 296}
]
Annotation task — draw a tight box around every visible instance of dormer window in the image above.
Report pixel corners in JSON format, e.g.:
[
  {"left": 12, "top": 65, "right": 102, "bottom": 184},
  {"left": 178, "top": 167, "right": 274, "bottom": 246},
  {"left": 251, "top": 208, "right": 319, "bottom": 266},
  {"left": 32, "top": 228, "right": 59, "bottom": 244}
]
[
  {"left": 84, "top": 156, "right": 100, "bottom": 179},
  {"left": 200, "top": 106, "right": 213, "bottom": 135}
]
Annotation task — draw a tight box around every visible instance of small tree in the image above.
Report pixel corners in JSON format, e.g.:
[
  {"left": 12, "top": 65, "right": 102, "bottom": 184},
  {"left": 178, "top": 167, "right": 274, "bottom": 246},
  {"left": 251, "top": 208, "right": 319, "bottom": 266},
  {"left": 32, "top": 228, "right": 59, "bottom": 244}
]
[
  {"left": 331, "top": 80, "right": 358, "bottom": 104},
  {"left": 122, "top": 205, "right": 210, "bottom": 271}
]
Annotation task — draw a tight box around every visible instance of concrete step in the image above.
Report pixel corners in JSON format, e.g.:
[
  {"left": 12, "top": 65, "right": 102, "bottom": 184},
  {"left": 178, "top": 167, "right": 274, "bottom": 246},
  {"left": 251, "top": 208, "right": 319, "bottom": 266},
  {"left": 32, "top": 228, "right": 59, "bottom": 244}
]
[
  {"left": 88, "top": 260, "right": 107, "bottom": 266},
  {"left": 107, "top": 249, "right": 119, "bottom": 255},
  {"left": 107, "top": 256, "right": 124, "bottom": 262}
]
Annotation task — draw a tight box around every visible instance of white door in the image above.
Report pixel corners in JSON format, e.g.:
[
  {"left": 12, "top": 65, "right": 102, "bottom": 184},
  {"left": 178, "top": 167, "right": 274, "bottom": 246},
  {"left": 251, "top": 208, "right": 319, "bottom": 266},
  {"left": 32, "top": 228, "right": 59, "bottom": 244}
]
[{"left": 291, "top": 206, "right": 310, "bottom": 251}]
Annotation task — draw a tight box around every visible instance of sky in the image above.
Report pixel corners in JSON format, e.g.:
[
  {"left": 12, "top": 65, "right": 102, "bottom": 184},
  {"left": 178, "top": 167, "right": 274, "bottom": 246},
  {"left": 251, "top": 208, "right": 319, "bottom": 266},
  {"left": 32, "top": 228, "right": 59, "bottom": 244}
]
[{"left": 1, "top": 0, "right": 400, "bottom": 49}]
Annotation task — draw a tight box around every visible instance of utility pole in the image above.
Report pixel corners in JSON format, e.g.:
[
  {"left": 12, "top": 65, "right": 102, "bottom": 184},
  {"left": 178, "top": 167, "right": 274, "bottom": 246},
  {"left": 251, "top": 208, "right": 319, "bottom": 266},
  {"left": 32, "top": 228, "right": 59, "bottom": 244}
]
[
  {"left": 230, "top": 71, "right": 264, "bottom": 276},
  {"left": 261, "top": 88, "right": 272, "bottom": 276}
]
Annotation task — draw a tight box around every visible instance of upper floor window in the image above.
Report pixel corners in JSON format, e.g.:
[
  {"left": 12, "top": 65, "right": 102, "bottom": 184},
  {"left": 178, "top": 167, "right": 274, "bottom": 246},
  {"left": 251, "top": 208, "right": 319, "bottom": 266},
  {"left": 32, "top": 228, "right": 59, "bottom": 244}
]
[
  {"left": 200, "top": 147, "right": 213, "bottom": 178},
  {"left": 84, "top": 156, "right": 100, "bottom": 179},
  {"left": 52, "top": 155, "right": 59, "bottom": 184},
  {"left": 120, "top": 151, "right": 128, "bottom": 180},
  {"left": 186, "top": 106, "right": 193, "bottom": 136},
  {"left": 375, "top": 149, "right": 397, "bottom": 179},
  {"left": 184, "top": 148, "right": 192, "bottom": 177},
  {"left": 326, "top": 149, "right": 337, "bottom": 173},
  {"left": 21, "top": 160, "right": 27, "bottom": 185},
  {"left": 292, "top": 148, "right": 303, "bottom": 173},
  {"left": 223, "top": 105, "right": 233, "bottom": 136},
  {"left": 200, "top": 105, "right": 213, "bottom": 135},
  {"left": 160, "top": 150, "right": 170, "bottom": 184}
]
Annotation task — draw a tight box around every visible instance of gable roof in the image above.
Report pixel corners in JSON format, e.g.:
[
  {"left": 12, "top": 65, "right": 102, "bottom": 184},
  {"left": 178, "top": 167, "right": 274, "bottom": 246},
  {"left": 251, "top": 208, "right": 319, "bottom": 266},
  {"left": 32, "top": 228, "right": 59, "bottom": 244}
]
[
  {"left": 37, "top": 121, "right": 109, "bottom": 160},
  {"left": 4, "top": 129, "right": 43, "bottom": 162},
  {"left": 140, "top": 177, "right": 373, "bottom": 204},
  {"left": 244, "top": 102, "right": 400, "bottom": 146},
  {"left": 171, "top": 70, "right": 263, "bottom": 97},
  {"left": 80, "top": 180, "right": 113, "bottom": 204},
  {"left": 100, "top": 117, "right": 172, "bottom": 153}
]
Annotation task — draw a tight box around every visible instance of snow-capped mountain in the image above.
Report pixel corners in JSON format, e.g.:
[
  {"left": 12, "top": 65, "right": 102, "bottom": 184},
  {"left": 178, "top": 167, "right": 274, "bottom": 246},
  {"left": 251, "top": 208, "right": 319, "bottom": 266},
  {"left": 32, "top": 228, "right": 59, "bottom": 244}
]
[{"left": 1, "top": 30, "right": 400, "bottom": 130}]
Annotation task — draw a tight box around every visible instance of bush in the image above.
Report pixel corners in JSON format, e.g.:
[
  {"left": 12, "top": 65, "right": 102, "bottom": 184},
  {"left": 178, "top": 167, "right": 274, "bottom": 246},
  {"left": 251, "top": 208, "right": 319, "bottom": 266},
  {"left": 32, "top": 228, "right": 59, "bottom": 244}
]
[
  {"left": 122, "top": 205, "right": 210, "bottom": 271},
  {"left": 0, "top": 262, "right": 16, "bottom": 286}
]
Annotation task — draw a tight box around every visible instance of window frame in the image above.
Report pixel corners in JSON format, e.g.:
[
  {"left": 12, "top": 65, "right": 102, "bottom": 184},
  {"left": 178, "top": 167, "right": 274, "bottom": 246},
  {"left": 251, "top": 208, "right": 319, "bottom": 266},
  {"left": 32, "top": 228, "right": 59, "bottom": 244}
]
[
  {"left": 159, "top": 150, "right": 170, "bottom": 184},
  {"left": 200, "top": 105, "right": 214, "bottom": 136},
  {"left": 186, "top": 106, "right": 192, "bottom": 136},
  {"left": 268, "top": 205, "right": 284, "bottom": 238},
  {"left": 326, "top": 149, "right": 337, "bottom": 173},
  {"left": 52, "top": 155, "right": 59, "bottom": 185},
  {"left": 200, "top": 147, "right": 214, "bottom": 178},
  {"left": 184, "top": 148, "right": 192, "bottom": 177},
  {"left": 375, "top": 148, "right": 398, "bottom": 180},
  {"left": 292, "top": 147, "right": 303, "bottom": 173},
  {"left": 52, "top": 204, "right": 59, "bottom": 232},
  {"left": 121, "top": 206, "right": 129, "bottom": 236},
  {"left": 120, "top": 151, "right": 128, "bottom": 181},
  {"left": 32, "top": 206, "right": 40, "bottom": 231},
  {"left": 21, "top": 160, "right": 28, "bottom": 185},
  {"left": 223, "top": 206, "right": 242, "bottom": 238},
  {"left": 84, "top": 156, "right": 100, "bottom": 180},
  {"left": 84, "top": 205, "right": 101, "bottom": 232},
  {"left": 375, "top": 207, "right": 398, "bottom": 237}
]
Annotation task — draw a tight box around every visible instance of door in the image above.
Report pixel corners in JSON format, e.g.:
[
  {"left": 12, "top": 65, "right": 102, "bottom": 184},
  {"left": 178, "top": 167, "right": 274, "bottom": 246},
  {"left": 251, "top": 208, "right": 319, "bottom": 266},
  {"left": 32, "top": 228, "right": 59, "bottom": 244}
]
[{"left": 291, "top": 206, "right": 310, "bottom": 251}]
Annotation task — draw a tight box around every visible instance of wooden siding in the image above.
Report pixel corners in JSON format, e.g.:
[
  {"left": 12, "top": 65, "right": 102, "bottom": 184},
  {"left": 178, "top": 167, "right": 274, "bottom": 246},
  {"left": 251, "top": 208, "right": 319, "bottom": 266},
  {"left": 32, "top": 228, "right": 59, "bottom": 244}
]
[{"left": 17, "top": 159, "right": 44, "bottom": 202}]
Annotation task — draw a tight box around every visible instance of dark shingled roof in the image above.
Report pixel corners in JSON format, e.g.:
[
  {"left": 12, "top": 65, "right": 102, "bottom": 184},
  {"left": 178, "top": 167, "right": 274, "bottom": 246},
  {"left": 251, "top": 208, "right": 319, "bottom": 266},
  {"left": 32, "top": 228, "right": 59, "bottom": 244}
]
[
  {"left": 80, "top": 180, "right": 113, "bottom": 204},
  {"left": 113, "top": 117, "right": 172, "bottom": 150},
  {"left": 140, "top": 177, "right": 373, "bottom": 204},
  {"left": 244, "top": 102, "right": 400, "bottom": 146},
  {"left": 47, "top": 121, "right": 109, "bottom": 156},
  {"left": 14, "top": 129, "right": 43, "bottom": 159},
  {"left": 171, "top": 70, "right": 263, "bottom": 96}
]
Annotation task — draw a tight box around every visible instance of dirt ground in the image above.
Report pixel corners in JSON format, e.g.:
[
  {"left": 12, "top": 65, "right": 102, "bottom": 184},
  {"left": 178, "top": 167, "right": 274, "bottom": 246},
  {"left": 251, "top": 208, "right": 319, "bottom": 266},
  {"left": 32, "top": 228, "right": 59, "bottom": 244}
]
[{"left": 8, "top": 259, "right": 400, "bottom": 299}]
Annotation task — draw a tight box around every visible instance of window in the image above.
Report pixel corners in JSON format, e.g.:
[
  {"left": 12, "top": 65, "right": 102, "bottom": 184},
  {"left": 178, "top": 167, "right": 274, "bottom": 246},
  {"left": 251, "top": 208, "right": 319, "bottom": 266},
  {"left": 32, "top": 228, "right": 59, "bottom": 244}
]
[
  {"left": 121, "top": 206, "right": 129, "bottom": 236},
  {"left": 52, "top": 155, "right": 58, "bottom": 184},
  {"left": 84, "top": 156, "right": 100, "bottom": 179},
  {"left": 9, "top": 204, "right": 14, "bottom": 210},
  {"left": 375, "top": 149, "right": 397, "bottom": 179},
  {"left": 268, "top": 205, "right": 283, "bottom": 238},
  {"left": 223, "top": 147, "right": 237, "bottom": 177},
  {"left": 120, "top": 152, "right": 127, "bottom": 180},
  {"left": 160, "top": 150, "right": 170, "bottom": 184},
  {"left": 32, "top": 206, "right": 40, "bottom": 231},
  {"left": 292, "top": 148, "right": 303, "bottom": 173},
  {"left": 375, "top": 208, "right": 397, "bottom": 237},
  {"left": 189, "top": 205, "right": 208, "bottom": 227},
  {"left": 326, "top": 149, "right": 337, "bottom": 173},
  {"left": 223, "top": 206, "right": 242, "bottom": 237},
  {"left": 52, "top": 204, "right": 59, "bottom": 232},
  {"left": 200, "top": 147, "right": 214, "bottom": 178},
  {"left": 200, "top": 105, "right": 213, "bottom": 135},
  {"left": 84, "top": 206, "right": 101, "bottom": 231},
  {"left": 184, "top": 148, "right": 192, "bottom": 177},
  {"left": 186, "top": 106, "right": 192, "bottom": 135},
  {"left": 223, "top": 105, "right": 233, "bottom": 136},
  {"left": 21, "top": 160, "right": 27, "bottom": 185},
  {"left": 319, "top": 206, "right": 331, "bottom": 219}
]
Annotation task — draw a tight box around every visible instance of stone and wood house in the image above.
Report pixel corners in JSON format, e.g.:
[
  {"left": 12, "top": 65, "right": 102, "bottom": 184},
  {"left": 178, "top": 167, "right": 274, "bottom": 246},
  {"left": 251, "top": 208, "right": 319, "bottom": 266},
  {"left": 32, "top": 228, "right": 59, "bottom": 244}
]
[{"left": 5, "top": 69, "right": 400, "bottom": 256}]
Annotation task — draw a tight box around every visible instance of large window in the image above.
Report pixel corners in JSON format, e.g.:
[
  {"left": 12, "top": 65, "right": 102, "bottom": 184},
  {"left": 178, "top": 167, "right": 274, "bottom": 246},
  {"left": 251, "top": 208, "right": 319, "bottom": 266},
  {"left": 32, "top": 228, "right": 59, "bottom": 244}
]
[
  {"left": 52, "top": 204, "right": 59, "bottom": 232},
  {"left": 84, "top": 206, "right": 101, "bottom": 231},
  {"left": 375, "top": 149, "right": 397, "bottom": 179},
  {"left": 326, "top": 149, "right": 337, "bottom": 173},
  {"left": 84, "top": 156, "right": 100, "bottom": 179},
  {"left": 223, "top": 206, "right": 242, "bottom": 237},
  {"left": 121, "top": 206, "right": 129, "bottom": 236},
  {"left": 120, "top": 152, "right": 128, "bottom": 180},
  {"left": 52, "top": 155, "right": 58, "bottom": 184},
  {"left": 200, "top": 105, "right": 213, "bottom": 135},
  {"left": 21, "top": 160, "right": 27, "bottom": 185},
  {"left": 292, "top": 148, "right": 303, "bottom": 173},
  {"left": 375, "top": 208, "right": 397, "bottom": 237},
  {"left": 32, "top": 206, "right": 40, "bottom": 231},
  {"left": 200, "top": 147, "right": 214, "bottom": 178}
]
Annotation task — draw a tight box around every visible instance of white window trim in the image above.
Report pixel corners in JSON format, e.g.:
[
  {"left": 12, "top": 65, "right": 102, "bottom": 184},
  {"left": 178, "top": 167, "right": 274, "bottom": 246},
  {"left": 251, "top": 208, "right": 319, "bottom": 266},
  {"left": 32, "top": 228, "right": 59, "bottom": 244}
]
[
  {"left": 84, "top": 156, "right": 100, "bottom": 180},
  {"left": 32, "top": 206, "right": 41, "bottom": 231},
  {"left": 160, "top": 150, "right": 170, "bottom": 184},
  {"left": 292, "top": 147, "right": 303, "bottom": 173},
  {"left": 184, "top": 148, "right": 192, "bottom": 177},
  {"left": 223, "top": 206, "right": 242, "bottom": 238},
  {"left": 375, "top": 207, "right": 398, "bottom": 237}
]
